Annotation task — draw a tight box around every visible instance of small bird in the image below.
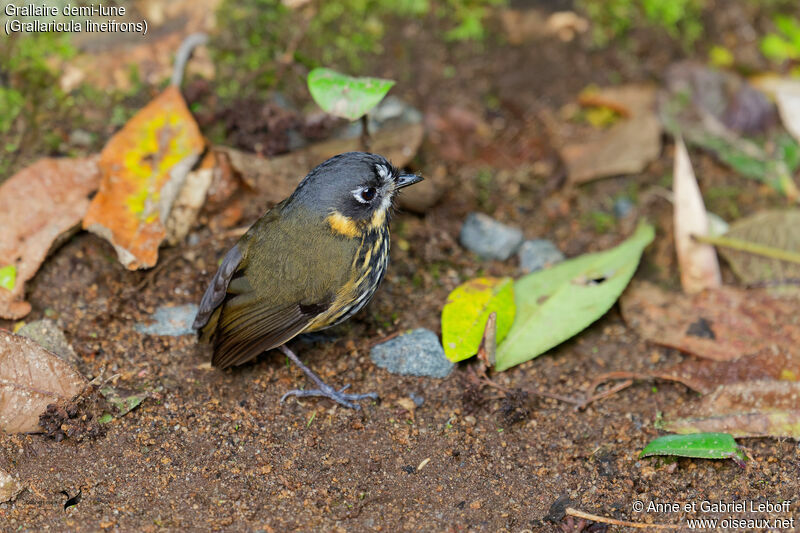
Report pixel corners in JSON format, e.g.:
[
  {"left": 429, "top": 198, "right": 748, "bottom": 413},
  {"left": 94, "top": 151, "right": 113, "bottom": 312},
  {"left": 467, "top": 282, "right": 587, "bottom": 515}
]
[{"left": 193, "top": 152, "right": 422, "bottom": 409}]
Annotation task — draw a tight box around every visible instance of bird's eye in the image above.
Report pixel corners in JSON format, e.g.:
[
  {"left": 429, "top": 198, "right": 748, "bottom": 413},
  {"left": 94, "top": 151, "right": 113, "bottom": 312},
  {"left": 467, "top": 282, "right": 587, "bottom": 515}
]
[{"left": 360, "top": 187, "right": 377, "bottom": 202}]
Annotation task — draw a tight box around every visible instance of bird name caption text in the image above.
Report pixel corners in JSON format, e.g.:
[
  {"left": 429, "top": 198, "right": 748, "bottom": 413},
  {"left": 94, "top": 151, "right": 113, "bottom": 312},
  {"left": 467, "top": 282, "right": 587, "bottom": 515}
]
[
  {"left": 632, "top": 499, "right": 795, "bottom": 530},
  {"left": 4, "top": 3, "right": 147, "bottom": 35}
]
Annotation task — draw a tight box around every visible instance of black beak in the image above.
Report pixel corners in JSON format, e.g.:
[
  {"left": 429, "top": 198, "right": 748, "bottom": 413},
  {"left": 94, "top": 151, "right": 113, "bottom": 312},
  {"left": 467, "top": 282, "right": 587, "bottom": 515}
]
[{"left": 396, "top": 173, "right": 423, "bottom": 189}]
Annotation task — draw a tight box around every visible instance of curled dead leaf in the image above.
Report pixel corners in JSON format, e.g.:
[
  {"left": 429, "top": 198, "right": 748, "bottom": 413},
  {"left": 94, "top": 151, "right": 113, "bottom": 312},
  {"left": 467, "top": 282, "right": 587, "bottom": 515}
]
[
  {"left": 673, "top": 137, "right": 721, "bottom": 294},
  {"left": 621, "top": 282, "right": 800, "bottom": 361},
  {"left": 0, "top": 156, "right": 101, "bottom": 319},
  {"left": 0, "top": 330, "right": 88, "bottom": 433},
  {"left": 83, "top": 85, "right": 205, "bottom": 270},
  {"left": 216, "top": 121, "right": 423, "bottom": 206},
  {"left": 561, "top": 85, "right": 662, "bottom": 184}
]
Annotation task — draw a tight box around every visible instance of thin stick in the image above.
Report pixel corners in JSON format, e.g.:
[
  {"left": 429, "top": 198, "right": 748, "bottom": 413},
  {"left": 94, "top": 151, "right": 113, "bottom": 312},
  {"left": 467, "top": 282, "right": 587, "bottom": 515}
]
[
  {"left": 479, "top": 377, "right": 583, "bottom": 406},
  {"left": 360, "top": 115, "right": 371, "bottom": 151},
  {"left": 565, "top": 507, "right": 679, "bottom": 529},
  {"left": 577, "top": 379, "right": 633, "bottom": 410},
  {"left": 693, "top": 234, "right": 800, "bottom": 265}
]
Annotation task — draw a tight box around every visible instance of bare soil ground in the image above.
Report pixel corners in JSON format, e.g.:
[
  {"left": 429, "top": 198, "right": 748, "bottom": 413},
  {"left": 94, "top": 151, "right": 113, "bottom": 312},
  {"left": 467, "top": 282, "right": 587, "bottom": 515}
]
[{"left": 2, "top": 3, "right": 799, "bottom": 531}]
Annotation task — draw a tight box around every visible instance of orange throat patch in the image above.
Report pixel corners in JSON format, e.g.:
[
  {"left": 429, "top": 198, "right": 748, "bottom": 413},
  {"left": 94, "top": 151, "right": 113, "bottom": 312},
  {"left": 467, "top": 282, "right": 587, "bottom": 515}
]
[{"left": 326, "top": 211, "right": 359, "bottom": 238}]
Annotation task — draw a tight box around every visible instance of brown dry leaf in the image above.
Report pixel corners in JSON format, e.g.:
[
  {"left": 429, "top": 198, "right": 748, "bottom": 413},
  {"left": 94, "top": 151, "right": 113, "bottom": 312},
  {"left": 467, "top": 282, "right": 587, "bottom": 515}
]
[
  {"left": 0, "top": 330, "right": 88, "bottom": 433},
  {"left": 673, "top": 137, "right": 721, "bottom": 294},
  {"left": 217, "top": 121, "right": 423, "bottom": 205},
  {"left": 165, "top": 150, "right": 216, "bottom": 245},
  {"left": 658, "top": 349, "right": 800, "bottom": 394},
  {"left": 0, "top": 157, "right": 101, "bottom": 319},
  {"left": 717, "top": 210, "right": 800, "bottom": 288},
  {"left": 83, "top": 85, "right": 205, "bottom": 270},
  {"left": 561, "top": 85, "right": 661, "bottom": 183},
  {"left": 621, "top": 282, "right": 800, "bottom": 361},
  {"left": 476, "top": 311, "right": 497, "bottom": 368},
  {"left": 664, "top": 381, "right": 800, "bottom": 438},
  {"left": 0, "top": 467, "right": 23, "bottom": 503},
  {"left": 395, "top": 397, "right": 417, "bottom": 420}
]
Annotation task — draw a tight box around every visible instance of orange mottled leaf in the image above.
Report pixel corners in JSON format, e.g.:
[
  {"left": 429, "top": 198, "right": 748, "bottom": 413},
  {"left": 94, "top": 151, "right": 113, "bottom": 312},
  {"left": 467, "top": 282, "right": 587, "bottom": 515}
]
[{"left": 83, "top": 85, "right": 205, "bottom": 270}]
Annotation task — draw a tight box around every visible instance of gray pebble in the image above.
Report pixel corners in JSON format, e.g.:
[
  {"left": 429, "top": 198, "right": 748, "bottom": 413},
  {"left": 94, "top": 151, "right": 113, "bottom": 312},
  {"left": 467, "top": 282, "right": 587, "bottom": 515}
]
[
  {"left": 612, "top": 196, "right": 634, "bottom": 219},
  {"left": 17, "top": 319, "right": 82, "bottom": 369},
  {"left": 409, "top": 393, "right": 425, "bottom": 407},
  {"left": 135, "top": 304, "right": 199, "bottom": 337},
  {"left": 518, "top": 239, "right": 565, "bottom": 273},
  {"left": 370, "top": 328, "right": 453, "bottom": 378},
  {"left": 459, "top": 212, "right": 523, "bottom": 260}
]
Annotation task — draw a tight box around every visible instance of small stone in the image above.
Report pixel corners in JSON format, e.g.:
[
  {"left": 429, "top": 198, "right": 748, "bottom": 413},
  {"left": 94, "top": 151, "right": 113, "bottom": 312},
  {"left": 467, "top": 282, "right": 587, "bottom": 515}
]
[
  {"left": 17, "top": 319, "right": 82, "bottom": 369},
  {"left": 517, "top": 239, "right": 565, "bottom": 273},
  {"left": 459, "top": 213, "right": 523, "bottom": 260},
  {"left": 612, "top": 196, "right": 634, "bottom": 219},
  {"left": 370, "top": 328, "right": 453, "bottom": 378},
  {"left": 135, "top": 304, "right": 199, "bottom": 337},
  {"left": 410, "top": 393, "right": 425, "bottom": 407},
  {"left": 0, "top": 468, "right": 23, "bottom": 503}
]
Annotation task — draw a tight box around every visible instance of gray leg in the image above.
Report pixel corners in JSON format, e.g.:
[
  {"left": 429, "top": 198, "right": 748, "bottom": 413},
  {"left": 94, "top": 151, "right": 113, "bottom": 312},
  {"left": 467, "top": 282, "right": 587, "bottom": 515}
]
[{"left": 278, "top": 344, "right": 378, "bottom": 410}]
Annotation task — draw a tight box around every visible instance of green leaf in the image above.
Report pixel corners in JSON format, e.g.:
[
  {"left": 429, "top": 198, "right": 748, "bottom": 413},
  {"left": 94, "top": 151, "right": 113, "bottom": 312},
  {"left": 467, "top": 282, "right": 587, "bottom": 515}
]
[
  {"left": 98, "top": 413, "right": 114, "bottom": 424},
  {"left": 495, "top": 222, "right": 654, "bottom": 371},
  {"left": 100, "top": 386, "right": 145, "bottom": 417},
  {"left": 441, "top": 277, "right": 515, "bottom": 362},
  {"left": 307, "top": 68, "right": 395, "bottom": 121},
  {"left": 640, "top": 433, "right": 747, "bottom": 465},
  {"left": 0, "top": 265, "right": 16, "bottom": 291}
]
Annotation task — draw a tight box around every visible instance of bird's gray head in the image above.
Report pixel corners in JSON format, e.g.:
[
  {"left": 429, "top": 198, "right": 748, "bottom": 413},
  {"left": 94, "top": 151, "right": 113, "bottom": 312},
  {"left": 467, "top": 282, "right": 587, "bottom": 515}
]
[{"left": 288, "top": 152, "right": 422, "bottom": 236}]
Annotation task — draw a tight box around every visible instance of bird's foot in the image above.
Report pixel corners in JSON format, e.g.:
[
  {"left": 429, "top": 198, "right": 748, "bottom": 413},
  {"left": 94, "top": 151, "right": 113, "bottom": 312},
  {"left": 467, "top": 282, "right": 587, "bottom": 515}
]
[
  {"left": 277, "top": 344, "right": 378, "bottom": 410},
  {"left": 281, "top": 384, "right": 378, "bottom": 410}
]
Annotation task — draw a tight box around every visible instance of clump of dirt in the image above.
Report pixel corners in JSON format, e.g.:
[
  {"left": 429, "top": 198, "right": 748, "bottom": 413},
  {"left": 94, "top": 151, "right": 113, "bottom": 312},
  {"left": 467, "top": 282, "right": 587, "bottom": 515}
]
[{"left": 38, "top": 386, "right": 107, "bottom": 443}]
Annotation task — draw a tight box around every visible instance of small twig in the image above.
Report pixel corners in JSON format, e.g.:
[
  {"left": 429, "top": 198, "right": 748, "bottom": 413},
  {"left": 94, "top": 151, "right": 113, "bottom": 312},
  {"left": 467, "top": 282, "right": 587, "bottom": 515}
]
[
  {"left": 693, "top": 233, "right": 800, "bottom": 265},
  {"left": 360, "top": 115, "right": 371, "bottom": 151},
  {"left": 479, "top": 375, "right": 584, "bottom": 406},
  {"left": 565, "top": 507, "right": 679, "bottom": 529},
  {"left": 576, "top": 379, "right": 633, "bottom": 410},
  {"left": 171, "top": 33, "right": 209, "bottom": 87},
  {"left": 746, "top": 278, "right": 800, "bottom": 288}
]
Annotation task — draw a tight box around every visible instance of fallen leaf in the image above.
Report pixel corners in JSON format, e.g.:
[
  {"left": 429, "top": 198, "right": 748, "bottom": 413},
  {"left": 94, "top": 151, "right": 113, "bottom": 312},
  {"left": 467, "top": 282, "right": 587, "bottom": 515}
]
[
  {"left": 476, "top": 311, "right": 497, "bottom": 368},
  {"left": 82, "top": 85, "right": 205, "bottom": 270},
  {"left": 495, "top": 222, "right": 654, "bottom": 371},
  {"left": 165, "top": 150, "right": 216, "bottom": 245},
  {"left": 561, "top": 85, "right": 661, "bottom": 183},
  {"left": 640, "top": 433, "right": 746, "bottom": 466},
  {"left": 0, "top": 467, "right": 24, "bottom": 503},
  {"left": 0, "top": 330, "right": 88, "bottom": 433},
  {"left": 621, "top": 282, "right": 800, "bottom": 361},
  {"left": 0, "top": 156, "right": 101, "bottom": 319},
  {"left": 716, "top": 210, "right": 800, "bottom": 288},
  {"left": 760, "top": 78, "right": 800, "bottom": 146},
  {"left": 673, "top": 137, "right": 721, "bottom": 294},
  {"left": 100, "top": 386, "right": 146, "bottom": 417},
  {"left": 658, "top": 349, "right": 800, "bottom": 394},
  {"left": 664, "top": 62, "right": 776, "bottom": 135},
  {"left": 308, "top": 68, "right": 395, "bottom": 121},
  {"left": 664, "top": 381, "right": 800, "bottom": 438},
  {"left": 660, "top": 65, "right": 798, "bottom": 201},
  {"left": 441, "top": 278, "right": 515, "bottom": 363},
  {"left": 217, "top": 120, "right": 423, "bottom": 204},
  {"left": 395, "top": 397, "right": 417, "bottom": 420}
]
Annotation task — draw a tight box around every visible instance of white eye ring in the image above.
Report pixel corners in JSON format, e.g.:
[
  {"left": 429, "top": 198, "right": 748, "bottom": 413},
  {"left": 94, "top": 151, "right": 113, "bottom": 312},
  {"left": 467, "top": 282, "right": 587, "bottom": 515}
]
[{"left": 352, "top": 186, "right": 377, "bottom": 204}]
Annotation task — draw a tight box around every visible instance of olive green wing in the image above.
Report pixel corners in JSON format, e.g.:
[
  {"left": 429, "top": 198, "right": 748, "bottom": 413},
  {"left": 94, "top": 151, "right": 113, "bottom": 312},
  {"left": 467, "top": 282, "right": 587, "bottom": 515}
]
[
  {"left": 209, "top": 276, "right": 330, "bottom": 368},
  {"left": 194, "top": 209, "right": 343, "bottom": 369}
]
